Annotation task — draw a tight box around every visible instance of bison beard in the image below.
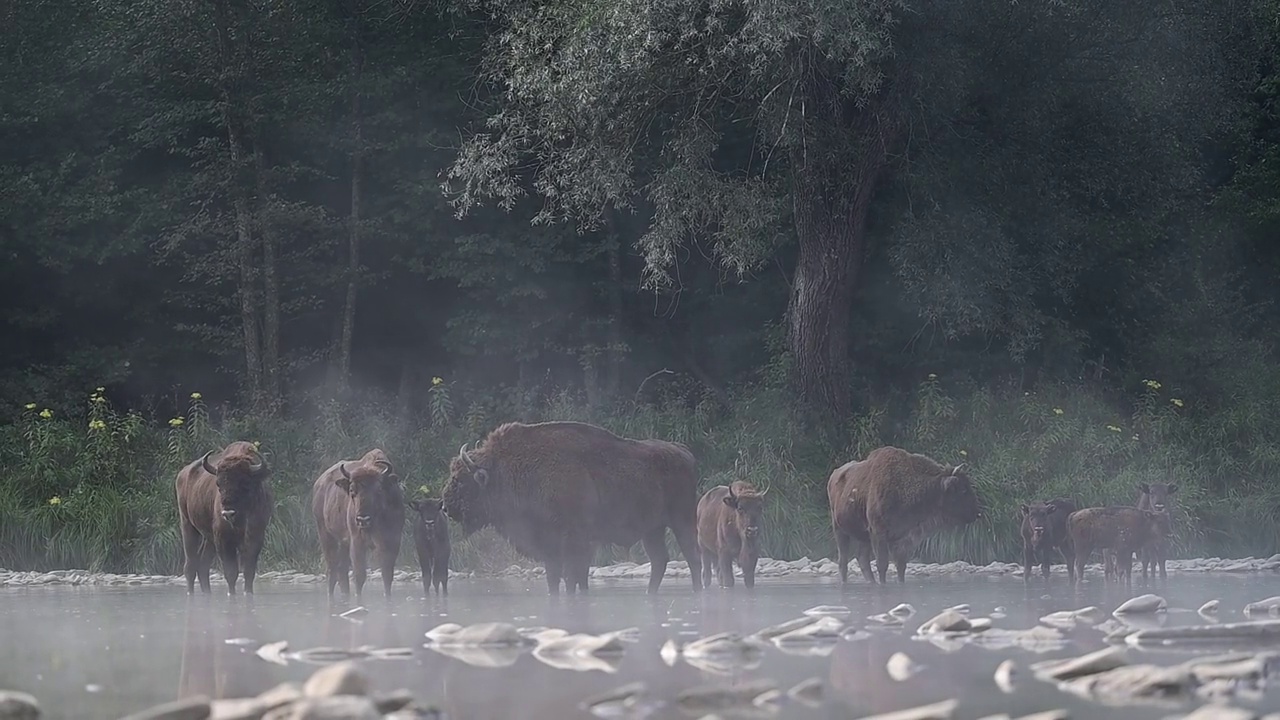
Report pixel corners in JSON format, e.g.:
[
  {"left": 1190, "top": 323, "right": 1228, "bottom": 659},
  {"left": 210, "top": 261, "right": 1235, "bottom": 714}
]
[
  {"left": 175, "top": 441, "right": 273, "bottom": 595},
  {"left": 442, "top": 421, "right": 703, "bottom": 595},
  {"left": 311, "top": 449, "right": 405, "bottom": 599},
  {"left": 827, "top": 446, "right": 982, "bottom": 584}
]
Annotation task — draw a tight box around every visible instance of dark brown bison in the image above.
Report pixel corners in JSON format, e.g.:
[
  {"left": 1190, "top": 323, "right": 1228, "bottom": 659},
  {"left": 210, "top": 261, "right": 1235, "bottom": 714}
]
[
  {"left": 827, "top": 447, "right": 981, "bottom": 584},
  {"left": 696, "top": 481, "right": 768, "bottom": 589},
  {"left": 442, "top": 420, "right": 703, "bottom": 595},
  {"left": 1136, "top": 482, "right": 1177, "bottom": 581},
  {"left": 311, "top": 449, "right": 405, "bottom": 598},
  {"left": 409, "top": 497, "right": 451, "bottom": 596},
  {"left": 1067, "top": 506, "right": 1165, "bottom": 585},
  {"left": 175, "top": 441, "right": 273, "bottom": 595},
  {"left": 1019, "top": 497, "right": 1077, "bottom": 583}
]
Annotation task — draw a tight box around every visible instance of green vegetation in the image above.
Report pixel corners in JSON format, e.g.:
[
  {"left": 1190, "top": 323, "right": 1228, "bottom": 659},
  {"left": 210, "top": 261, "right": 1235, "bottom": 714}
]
[{"left": 3, "top": 0, "right": 1280, "bottom": 574}]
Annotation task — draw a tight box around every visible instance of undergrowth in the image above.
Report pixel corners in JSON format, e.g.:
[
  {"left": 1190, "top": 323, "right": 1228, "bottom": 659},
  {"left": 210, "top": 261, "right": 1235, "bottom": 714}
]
[{"left": 2, "top": 373, "right": 1279, "bottom": 575}]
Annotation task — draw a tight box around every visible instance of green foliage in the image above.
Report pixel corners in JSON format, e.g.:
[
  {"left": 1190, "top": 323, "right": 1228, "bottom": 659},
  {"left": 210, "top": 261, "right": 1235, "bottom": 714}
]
[{"left": 5, "top": 365, "right": 1280, "bottom": 574}]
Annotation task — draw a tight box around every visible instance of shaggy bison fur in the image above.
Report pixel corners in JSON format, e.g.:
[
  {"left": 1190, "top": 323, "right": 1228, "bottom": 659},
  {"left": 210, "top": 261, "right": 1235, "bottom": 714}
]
[
  {"left": 696, "top": 481, "right": 768, "bottom": 589},
  {"left": 409, "top": 497, "right": 451, "bottom": 596},
  {"left": 175, "top": 441, "right": 273, "bottom": 595},
  {"left": 1019, "top": 498, "right": 1077, "bottom": 583},
  {"left": 828, "top": 446, "right": 981, "bottom": 584},
  {"left": 1067, "top": 506, "right": 1166, "bottom": 585},
  {"left": 442, "top": 420, "right": 703, "bottom": 595},
  {"left": 1136, "top": 482, "right": 1177, "bottom": 581},
  {"left": 311, "top": 449, "right": 405, "bottom": 598}
]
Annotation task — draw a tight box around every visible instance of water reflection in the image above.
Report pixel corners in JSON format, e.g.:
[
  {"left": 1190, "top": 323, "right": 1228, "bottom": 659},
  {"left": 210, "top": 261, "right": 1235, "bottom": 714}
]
[{"left": 3, "top": 575, "right": 1280, "bottom": 719}]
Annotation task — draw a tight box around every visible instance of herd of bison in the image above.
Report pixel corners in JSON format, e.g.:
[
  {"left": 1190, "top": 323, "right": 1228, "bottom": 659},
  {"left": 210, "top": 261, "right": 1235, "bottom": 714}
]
[{"left": 174, "top": 420, "right": 1178, "bottom": 598}]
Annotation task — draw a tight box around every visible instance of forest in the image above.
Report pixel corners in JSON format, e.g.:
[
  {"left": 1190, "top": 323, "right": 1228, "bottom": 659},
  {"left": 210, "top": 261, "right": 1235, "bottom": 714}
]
[{"left": 2, "top": 0, "right": 1280, "bottom": 575}]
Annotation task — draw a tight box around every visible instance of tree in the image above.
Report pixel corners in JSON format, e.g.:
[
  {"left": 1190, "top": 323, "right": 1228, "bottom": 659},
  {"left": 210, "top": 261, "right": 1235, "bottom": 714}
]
[{"left": 443, "top": 0, "right": 1237, "bottom": 419}]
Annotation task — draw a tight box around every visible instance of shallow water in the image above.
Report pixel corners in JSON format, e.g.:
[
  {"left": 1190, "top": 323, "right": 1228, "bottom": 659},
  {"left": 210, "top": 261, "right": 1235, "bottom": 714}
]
[{"left": 4, "top": 573, "right": 1280, "bottom": 719}]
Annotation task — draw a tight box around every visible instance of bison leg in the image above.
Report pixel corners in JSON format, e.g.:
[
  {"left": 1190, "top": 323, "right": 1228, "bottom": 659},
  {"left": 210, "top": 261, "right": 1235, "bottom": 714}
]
[
  {"left": 379, "top": 541, "right": 399, "bottom": 599},
  {"left": 835, "top": 531, "right": 853, "bottom": 585},
  {"left": 416, "top": 545, "right": 433, "bottom": 596},
  {"left": 218, "top": 543, "right": 240, "bottom": 597},
  {"left": 180, "top": 521, "right": 207, "bottom": 595},
  {"left": 1022, "top": 543, "right": 1035, "bottom": 584},
  {"left": 1059, "top": 542, "right": 1076, "bottom": 585},
  {"left": 717, "top": 550, "right": 735, "bottom": 588},
  {"left": 854, "top": 540, "right": 876, "bottom": 583},
  {"left": 872, "top": 534, "right": 893, "bottom": 584},
  {"left": 1157, "top": 542, "right": 1168, "bottom": 582},
  {"left": 700, "top": 548, "right": 715, "bottom": 588},
  {"left": 1073, "top": 542, "right": 1090, "bottom": 585},
  {"left": 562, "top": 539, "right": 591, "bottom": 595},
  {"left": 641, "top": 528, "right": 671, "bottom": 595},
  {"left": 544, "top": 553, "right": 564, "bottom": 596},
  {"left": 241, "top": 539, "right": 262, "bottom": 595},
  {"left": 740, "top": 551, "right": 758, "bottom": 590},
  {"left": 671, "top": 522, "right": 703, "bottom": 592},
  {"left": 351, "top": 537, "right": 369, "bottom": 599},
  {"left": 436, "top": 553, "right": 449, "bottom": 596}
]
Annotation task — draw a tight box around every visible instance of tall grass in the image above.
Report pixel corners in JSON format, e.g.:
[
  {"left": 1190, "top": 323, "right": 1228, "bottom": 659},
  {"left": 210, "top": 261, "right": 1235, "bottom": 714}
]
[{"left": 2, "top": 373, "right": 1279, "bottom": 575}]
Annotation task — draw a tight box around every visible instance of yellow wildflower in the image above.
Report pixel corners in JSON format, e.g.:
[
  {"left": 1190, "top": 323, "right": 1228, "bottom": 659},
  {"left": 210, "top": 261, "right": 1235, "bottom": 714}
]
[
  {"left": 1143, "top": 379, "right": 1162, "bottom": 390},
  {"left": 169, "top": 417, "right": 184, "bottom": 428},
  {"left": 958, "top": 450, "right": 968, "bottom": 457},
  {"left": 927, "top": 373, "right": 938, "bottom": 380},
  {"left": 190, "top": 392, "right": 202, "bottom": 400},
  {"left": 24, "top": 403, "right": 35, "bottom": 410},
  {"left": 91, "top": 395, "right": 106, "bottom": 404},
  {"left": 1053, "top": 408, "right": 1064, "bottom": 416},
  {"left": 431, "top": 377, "right": 444, "bottom": 386},
  {"left": 1106, "top": 424, "right": 1122, "bottom": 433},
  {"left": 96, "top": 387, "right": 105, "bottom": 393},
  {"left": 48, "top": 496, "right": 61, "bottom": 506},
  {"left": 252, "top": 441, "right": 260, "bottom": 449},
  {"left": 88, "top": 419, "right": 106, "bottom": 431},
  {"left": 1132, "top": 435, "right": 1140, "bottom": 441},
  {"left": 39, "top": 409, "right": 52, "bottom": 419},
  {"left": 1171, "top": 398, "right": 1184, "bottom": 408},
  {"left": 419, "top": 485, "right": 432, "bottom": 495}
]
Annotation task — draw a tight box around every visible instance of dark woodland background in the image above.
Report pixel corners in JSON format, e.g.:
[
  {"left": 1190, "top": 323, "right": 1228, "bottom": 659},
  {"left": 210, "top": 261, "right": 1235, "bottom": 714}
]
[{"left": 3, "top": 0, "right": 1280, "bottom": 573}]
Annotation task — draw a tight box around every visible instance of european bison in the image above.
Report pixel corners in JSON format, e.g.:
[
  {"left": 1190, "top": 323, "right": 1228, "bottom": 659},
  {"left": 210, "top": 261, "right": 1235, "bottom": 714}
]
[
  {"left": 175, "top": 441, "right": 273, "bottom": 595},
  {"left": 1067, "top": 506, "right": 1165, "bottom": 585},
  {"left": 828, "top": 446, "right": 981, "bottom": 584},
  {"left": 1019, "top": 498, "right": 1077, "bottom": 583},
  {"left": 696, "top": 481, "right": 768, "bottom": 589},
  {"left": 442, "top": 420, "right": 703, "bottom": 595},
  {"left": 410, "top": 497, "right": 451, "bottom": 596},
  {"left": 311, "top": 449, "right": 405, "bottom": 598},
  {"left": 1136, "top": 482, "right": 1177, "bottom": 581}
]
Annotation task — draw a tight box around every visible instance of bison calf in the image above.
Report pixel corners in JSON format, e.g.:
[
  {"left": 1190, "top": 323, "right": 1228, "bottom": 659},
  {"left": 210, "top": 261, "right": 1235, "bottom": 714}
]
[
  {"left": 1136, "top": 482, "right": 1177, "bottom": 581},
  {"left": 1019, "top": 498, "right": 1077, "bottom": 583},
  {"left": 1067, "top": 506, "right": 1165, "bottom": 585},
  {"left": 175, "top": 442, "right": 274, "bottom": 596},
  {"left": 410, "top": 498, "right": 451, "bottom": 596},
  {"left": 311, "top": 449, "right": 405, "bottom": 599},
  {"left": 697, "top": 482, "right": 768, "bottom": 589}
]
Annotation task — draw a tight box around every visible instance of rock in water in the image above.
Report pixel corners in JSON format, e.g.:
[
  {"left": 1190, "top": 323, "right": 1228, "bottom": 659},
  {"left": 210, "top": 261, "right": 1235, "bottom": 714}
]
[
  {"left": 263, "top": 696, "right": 380, "bottom": 720},
  {"left": 787, "top": 678, "right": 824, "bottom": 708},
  {"left": 915, "top": 610, "right": 971, "bottom": 635},
  {"left": 803, "top": 604, "right": 851, "bottom": 617},
  {"left": 859, "top": 698, "right": 959, "bottom": 720},
  {"left": 675, "top": 679, "right": 777, "bottom": 716},
  {"left": 994, "top": 660, "right": 1017, "bottom": 693},
  {"left": 1175, "top": 705, "right": 1258, "bottom": 720},
  {"left": 303, "top": 662, "right": 370, "bottom": 698},
  {"left": 1113, "top": 594, "right": 1167, "bottom": 616},
  {"left": 1198, "top": 600, "right": 1220, "bottom": 615},
  {"left": 1244, "top": 596, "right": 1280, "bottom": 616},
  {"left": 0, "top": 691, "right": 40, "bottom": 720},
  {"left": 117, "top": 696, "right": 211, "bottom": 720},
  {"left": 750, "top": 616, "right": 818, "bottom": 641},
  {"left": 1030, "top": 647, "right": 1129, "bottom": 681},
  {"left": 889, "top": 603, "right": 917, "bottom": 618},
  {"left": 887, "top": 652, "right": 925, "bottom": 681}
]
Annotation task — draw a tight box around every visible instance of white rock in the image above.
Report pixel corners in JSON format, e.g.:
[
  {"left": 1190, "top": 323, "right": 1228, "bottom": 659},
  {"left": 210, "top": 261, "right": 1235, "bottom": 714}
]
[
  {"left": 303, "top": 661, "right": 370, "bottom": 698},
  {"left": 0, "top": 691, "right": 39, "bottom": 720},
  {"left": 1031, "top": 647, "right": 1129, "bottom": 681},
  {"left": 889, "top": 603, "right": 917, "bottom": 617},
  {"left": 994, "top": 659, "right": 1017, "bottom": 693},
  {"left": 787, "top": 678, "right": 824, "bottom": 708},
  {"left": 1113, "top": 594, "right": 1167, "bottom": 615},
  {"left": 887, "top": 652, "right": 925, "bottom": 681},
  {"left": 857, "top": 698, "right": 959, "bottom": 720},
  {"left": 1199, "top": 600, "right": 1221, "bottom": 615},
  {"left": 803, "top": 604, "right": 851, "bottom": 617}
]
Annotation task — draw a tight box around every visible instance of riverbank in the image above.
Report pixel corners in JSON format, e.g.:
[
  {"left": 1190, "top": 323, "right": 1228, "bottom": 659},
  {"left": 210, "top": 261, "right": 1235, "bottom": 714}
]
[{"left": 5, "top": 554, "right": 1280, "bottom": 588}]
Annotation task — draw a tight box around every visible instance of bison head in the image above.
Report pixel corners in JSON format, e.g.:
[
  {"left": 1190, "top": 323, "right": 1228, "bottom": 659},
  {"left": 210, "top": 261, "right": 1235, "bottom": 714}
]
[
  {"left": 723, "top": 482, "right": 768, "bottom": 547},
  {"left": 442, "top": 443, "right": 490, "bottom": 534},
  {"left": 336, "top": 458, "right": 399, "bottom": 530},
  {"left": 1138, "top": 482, "right": 1177, "bottom": 513},
  {"left": 1020, "top": 501, "right": 1058, "bottom": 545},
  {"left": 410, "top": 497, "right": 445, "bottom": 532},
  {"left": 941, "top": 463, "right": 981, "bottom": 525},
  {"left": 201, "top": 445, "right": 269, "bottom": 527}
]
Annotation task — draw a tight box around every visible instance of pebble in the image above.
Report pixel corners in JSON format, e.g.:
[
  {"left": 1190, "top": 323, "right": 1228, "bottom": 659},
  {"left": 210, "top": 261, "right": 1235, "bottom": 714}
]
[
  {"left": 0, "top": 691, "right": 40, "bottom": 720},
  {"left": 887, "top": 652, "right": 925, "bottom": 681},
  {"left": 994, "top": 660, "right": 1017, "bottom": 692}
]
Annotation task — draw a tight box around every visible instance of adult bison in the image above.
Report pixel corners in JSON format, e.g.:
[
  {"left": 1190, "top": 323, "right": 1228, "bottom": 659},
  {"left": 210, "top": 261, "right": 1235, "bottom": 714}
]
[
  {"left": 311, "top": 449, "right": 405, "bottom": 599},
  {"left": 175, "top": 441, "right": 273, "bottom": 595},
  {"left": 442, "top": 420, "right": 703, "bottom": 595},
  {"left": 697, "top": 481, "right": 768, "bottom": 589},
  {"left": 828, "top": 446, "right": 981, "bottom": 584}
]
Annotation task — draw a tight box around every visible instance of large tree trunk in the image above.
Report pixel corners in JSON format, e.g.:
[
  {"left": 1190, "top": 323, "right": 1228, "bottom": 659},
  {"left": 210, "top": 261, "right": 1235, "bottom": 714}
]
[
  {"left": 785, "top": 86, "right": 902, "bottom": 420},
  {"left": 334, "top": 9, "right": 364, "bottom": 394}
]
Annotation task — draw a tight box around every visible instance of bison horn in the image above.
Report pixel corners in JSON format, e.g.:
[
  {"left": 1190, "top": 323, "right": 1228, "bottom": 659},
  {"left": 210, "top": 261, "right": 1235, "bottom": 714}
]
[
  {"left": 200, "top": 450, "right": 217, "bottom": 475},
  {"left": 340, "top": 463, "right": 352, "bottom": 480},
  {"left": 458, "top": 443, "right": 477, "bottom": 471},
  {"left": 758, "top": 485, "right": 769, "bottom": 499},
  {"left": 374, "top": 459, "right": 394, "bottom": 476},
  {"left": 953, "top": 462, "right": 967, "bottom": 474},
  {"left": 248, "top": 452, "right": 265, "bottom": 473}
]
